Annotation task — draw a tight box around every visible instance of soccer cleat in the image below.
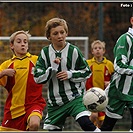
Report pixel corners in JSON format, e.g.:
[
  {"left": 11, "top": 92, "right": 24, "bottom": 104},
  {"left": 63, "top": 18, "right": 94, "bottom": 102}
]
[{"left": 94, "top": 127, "right": 101, "bottom": 132}]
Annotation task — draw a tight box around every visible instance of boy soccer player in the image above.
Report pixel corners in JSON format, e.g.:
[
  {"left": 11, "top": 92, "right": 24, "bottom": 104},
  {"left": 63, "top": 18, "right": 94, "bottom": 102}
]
[
  {"left": 33, "top": 17, "right": 101, "bottom": 131},
  {"left": 85, "top": 40, "right": 114, "bottom": 128},
  {"left": 101, "top": 10, "right": 133, "bottom": 131},
  {"left": 0, "top": 30, "right": 46, "bottom": 131}
]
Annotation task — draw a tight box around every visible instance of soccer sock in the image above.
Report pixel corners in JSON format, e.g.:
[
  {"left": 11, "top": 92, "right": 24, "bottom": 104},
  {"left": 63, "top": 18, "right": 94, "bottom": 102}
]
[
  {"left": 48, "top": 129, "right": 62, "bottom": 131},
  {"left": 77, "top": 116, "right": 97, "bottom": 131},
  {"left": 100, "top": 115, "right": 117, "bottom": 131},
  {"left": 129, "top": 108, "right": 133, "bottom": 130}
]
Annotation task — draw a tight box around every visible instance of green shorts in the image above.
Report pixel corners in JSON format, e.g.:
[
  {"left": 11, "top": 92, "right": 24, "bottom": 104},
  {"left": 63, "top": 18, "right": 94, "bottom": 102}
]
[
  {"left": 43, "top": 96, "right": 91, "bottom": 130},
  {"left": 106, "top": 96, "right": 133, "bottom": 119},
  {"left": 106, "top": 86, "right": 133, "bottom": 119}
]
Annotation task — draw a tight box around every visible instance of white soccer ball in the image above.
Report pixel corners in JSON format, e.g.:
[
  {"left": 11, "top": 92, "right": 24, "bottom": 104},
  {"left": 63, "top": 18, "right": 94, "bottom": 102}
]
[{"left": 83, "top": 87, "right": 108, "bottom": 112}]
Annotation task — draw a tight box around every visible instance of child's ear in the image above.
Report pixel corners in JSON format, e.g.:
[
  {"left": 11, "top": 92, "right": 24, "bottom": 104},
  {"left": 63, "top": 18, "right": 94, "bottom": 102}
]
[
  {"left": 91, "top": 49, "right": 94, "bottom": 55},
  {"left": 10, "top": 43, "right": 14, "bottom": 50},
  {"left": 103, "top": 49, "right": 106, "bottom": 53}
]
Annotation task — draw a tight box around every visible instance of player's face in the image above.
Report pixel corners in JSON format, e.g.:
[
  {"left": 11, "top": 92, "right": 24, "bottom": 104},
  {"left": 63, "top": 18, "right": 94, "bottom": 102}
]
[
  {"left": 10, "top": 33, "right": 28, "bottom": 57},
  {"left": 49, "top": 25, "right": 68, "bottom": 50},
  {"left": 92, "top": 43, "right": 105, "bottom": 58}
]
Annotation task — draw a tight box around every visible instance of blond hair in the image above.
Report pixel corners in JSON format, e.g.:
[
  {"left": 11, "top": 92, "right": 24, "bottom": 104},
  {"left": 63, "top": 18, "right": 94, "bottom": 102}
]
[
  {"left": 91, "top": 40, "right": 106, "bottom": 49},
  {"left": 45, "top": 17, "right": 68, "bottom": 39},
  {"left": 10, "top": 30, "right": 31, "bottom": 44}
]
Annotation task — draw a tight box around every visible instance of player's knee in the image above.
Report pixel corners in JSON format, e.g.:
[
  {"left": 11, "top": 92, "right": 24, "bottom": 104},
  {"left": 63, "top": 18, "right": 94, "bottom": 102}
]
[
  {"left": 29, "top": 122, "right": 40, "bottom": 131},
  {"left": 28, "top": 115, "right": 41, "bottom": 131},
  {"left": 77, "top": 116, "right": 96, "bottom": 131}
]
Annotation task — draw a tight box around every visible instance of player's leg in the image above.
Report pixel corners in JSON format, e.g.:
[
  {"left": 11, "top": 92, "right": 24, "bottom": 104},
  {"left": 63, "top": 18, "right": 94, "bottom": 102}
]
[
  {"left": 77, "top": 115, "right": 99, "bottom": 131},
  {"left": 43, "top": 105, "right": 67, "bottom": 131},
  {"left": 129, "top": 108, "right": 133, "bottom": 130},
  {"left": 127, "top": 99, "right": 133, "bottom": 131},
  {"left": 43, "top": 113, "right": 63, "bottom": 131},
  {"left": 71, "top": 96, "right": 100, "bottom": 131},
  {"left": 100, "top": 115, "right": 117, "bottom": 131},
  {"left": 48, "top": 128, "right": 62, "bottom": 131},
  {"left": 26, "top": 105, "right": 44, "bottom": 131},
  {"left": 100, "top": 91, "right": 126, "bottom": 131},
  {"left": 27, "top": 112, "right": 41, "bottom": 131},
  {"left": 89, "top": 112, "right": 99, "bottom": 126},
  {"left": 97, "top": 112, "right": 105, "bottom": 128}
]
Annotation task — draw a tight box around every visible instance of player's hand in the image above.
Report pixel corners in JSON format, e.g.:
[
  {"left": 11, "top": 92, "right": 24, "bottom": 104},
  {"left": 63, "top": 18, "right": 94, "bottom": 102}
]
[
  {"left": 53, "top": 57, "right": 61, "bottom": 64},
  {"left": 2, "top": 68, "right": 16, "bottom": 77},
  {"left": 56, "top": 71, "right": 68, "bottom": 81}
]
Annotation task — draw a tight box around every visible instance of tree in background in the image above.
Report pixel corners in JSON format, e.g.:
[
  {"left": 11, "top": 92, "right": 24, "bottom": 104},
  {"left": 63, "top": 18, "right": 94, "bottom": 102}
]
[{"left": 0, "top": 2, "right": 132, "bottom": 61}]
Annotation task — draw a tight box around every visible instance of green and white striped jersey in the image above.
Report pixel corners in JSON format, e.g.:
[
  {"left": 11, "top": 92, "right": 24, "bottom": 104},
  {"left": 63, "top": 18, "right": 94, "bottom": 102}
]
[
  {"left": 34, "top": 42, "right": 92, "bottom": 106},
  {"left": 106, "top": 27, "right": 133, "bottom": 101}
]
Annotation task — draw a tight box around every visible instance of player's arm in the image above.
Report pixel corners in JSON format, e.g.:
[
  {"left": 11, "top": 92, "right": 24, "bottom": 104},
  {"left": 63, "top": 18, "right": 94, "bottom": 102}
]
[
  {"left": 68, "top": 48, "right": 92, "bottom": 83},
  {"left": 0, "top": 69, "right": 16, "bottom": 78},
  {"left": 0, "top": 60, "right": 16, "bottom": 86},
  {"left": 114, "top": 34, "right": 133, "bottom": 75},
  {"left": 34, "top": 49, "right": 60, "bottom": 84}
]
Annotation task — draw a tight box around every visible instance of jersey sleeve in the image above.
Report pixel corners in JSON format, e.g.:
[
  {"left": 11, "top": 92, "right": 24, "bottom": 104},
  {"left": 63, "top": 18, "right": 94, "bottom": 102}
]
[
  {"left": 69, "top": 47, "right": 92, "bottom": 83},
  {"left": 33, "top": 49, "right": 59, "bottom": 84},
  {"left": 113, "top": 34, "right": 133, "bottom": 75},
  {"left": 0, "top": 61, "right": 8, "bottom": 86}
]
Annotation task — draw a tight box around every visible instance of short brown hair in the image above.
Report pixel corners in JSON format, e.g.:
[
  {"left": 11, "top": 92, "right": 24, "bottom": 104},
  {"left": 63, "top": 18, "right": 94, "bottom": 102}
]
[{"left": 45, "top": 18, "right": 68, "bottom": 39}]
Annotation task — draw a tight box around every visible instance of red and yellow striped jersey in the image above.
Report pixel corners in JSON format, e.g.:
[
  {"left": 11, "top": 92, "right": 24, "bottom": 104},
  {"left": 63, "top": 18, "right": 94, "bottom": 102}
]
[
  {"left": 0, "top": 52, "right": 46, "bottom": 119},
  {"left": 85, "top": 57, "right": 114, "bottom": 90}
]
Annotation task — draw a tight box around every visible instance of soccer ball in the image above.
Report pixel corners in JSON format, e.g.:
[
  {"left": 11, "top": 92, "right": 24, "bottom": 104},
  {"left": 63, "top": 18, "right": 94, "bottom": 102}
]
[{"left": 83, "top": 87, "right": 108, "bottom": 112}]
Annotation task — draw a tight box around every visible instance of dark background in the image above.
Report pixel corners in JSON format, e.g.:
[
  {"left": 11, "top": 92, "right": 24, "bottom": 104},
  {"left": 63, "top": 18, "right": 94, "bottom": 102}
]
[{"left": 0, "top": 2, "right": 132, "bottom": 61}]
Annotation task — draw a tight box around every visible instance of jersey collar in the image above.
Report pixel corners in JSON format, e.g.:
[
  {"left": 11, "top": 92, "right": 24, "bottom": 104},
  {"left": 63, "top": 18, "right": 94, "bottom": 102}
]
[
  {"left": 92, "top": 57, "right": 107, "bottom": 63},
  {"left": 11, "top": 52, "right": 31, "bottom": 60}
]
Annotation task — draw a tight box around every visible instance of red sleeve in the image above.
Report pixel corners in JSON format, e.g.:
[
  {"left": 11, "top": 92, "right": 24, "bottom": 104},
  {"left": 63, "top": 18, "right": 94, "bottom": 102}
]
[{"left": 85, "top": 75, "right": 93, "bottom": 90}]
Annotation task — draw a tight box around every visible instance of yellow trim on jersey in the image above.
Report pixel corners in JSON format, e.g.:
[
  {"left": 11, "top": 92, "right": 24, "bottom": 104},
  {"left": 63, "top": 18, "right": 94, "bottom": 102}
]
[
  {"left": 27, "top": 111, "right": 42, "bottom": 122},
  {"left": 0, "top": 126, "right": 21, "bottom": 131}
]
